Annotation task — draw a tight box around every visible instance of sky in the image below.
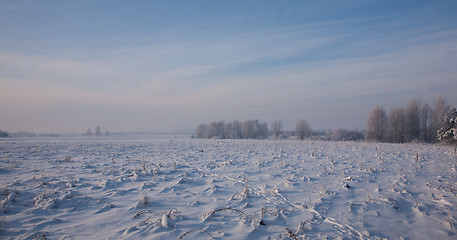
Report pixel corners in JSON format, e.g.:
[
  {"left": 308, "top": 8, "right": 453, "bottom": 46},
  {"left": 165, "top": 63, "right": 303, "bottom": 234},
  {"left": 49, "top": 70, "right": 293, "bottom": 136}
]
[{"left": 1, "top": 0, "right": 457, "bottom": 134}]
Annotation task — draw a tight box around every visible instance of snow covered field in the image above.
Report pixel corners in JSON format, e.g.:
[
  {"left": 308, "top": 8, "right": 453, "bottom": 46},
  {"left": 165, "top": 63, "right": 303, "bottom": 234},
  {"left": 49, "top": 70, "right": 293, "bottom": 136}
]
[{"left": 1, "top": 135, "right": 456, "bottom": 239}]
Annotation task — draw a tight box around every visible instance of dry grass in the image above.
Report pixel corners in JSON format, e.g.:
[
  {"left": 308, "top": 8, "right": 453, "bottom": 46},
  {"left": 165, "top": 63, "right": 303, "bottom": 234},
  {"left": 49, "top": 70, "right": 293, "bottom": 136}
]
[
  {"left": 178, "top": 228, "right": 215, "bottom": 240},
  {"left": 203, "top": 207, "right": 247, "bottom": 221}
]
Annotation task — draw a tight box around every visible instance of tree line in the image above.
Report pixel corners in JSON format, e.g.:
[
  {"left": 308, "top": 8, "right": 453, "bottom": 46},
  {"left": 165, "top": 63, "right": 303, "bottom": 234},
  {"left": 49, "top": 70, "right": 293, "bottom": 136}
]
[
  {"left": 85, "top": 126, "right": 109, "bottom": 136},
  {"left": 195, "top": 96, "right": 454, "bottom": 143},
  {"left": 195, "top": 119, "right": 313, "bottom": 140},
  {"left": 366, "top": 96, "right": 453, "bottom": 143},
  {"left": 195, "top": 120, "right": 269, "bottom": 139}
]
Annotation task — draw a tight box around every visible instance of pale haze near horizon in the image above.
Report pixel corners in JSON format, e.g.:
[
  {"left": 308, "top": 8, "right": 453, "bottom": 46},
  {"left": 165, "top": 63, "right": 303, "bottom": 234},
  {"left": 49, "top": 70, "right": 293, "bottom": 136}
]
[{"left": 1, "top": 1, "right": 456, "bottom": 134}]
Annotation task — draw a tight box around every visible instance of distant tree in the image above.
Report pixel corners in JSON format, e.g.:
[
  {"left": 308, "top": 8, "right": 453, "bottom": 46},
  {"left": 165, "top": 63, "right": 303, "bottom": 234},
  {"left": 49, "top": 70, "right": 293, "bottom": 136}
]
[
  {"left": 224, "top": 122, "right": 233, "bottom": 139},
  {"left": 242, "top": 120, "right": 254, "bottom": 139},
  {"left": 242, "top": 119, "right": 268, "bottom": 139},
  {"left": 216, "top": 121, "right": 226, "bottom": 139},
  {"left": 208, "top": 122, "right": 217, "bottom": 138},
  {"left": 260, "top": 121, "right": 269, "bottom": 139},
  {"left": 437, "top": 108, "right": 457, "bottom": 145},
  {"left": 271, "top": 120, "right": 283, "bottom": 139},
  {"left": 405, "top": 98, "right": 422, "bottom": 142},
  {"left": 196, "top": 119, "right": 267, "bottom": 139},
  {"left": 295, "top": 119, "right": 311, "bottom": 140},
  {"left": 366, "top": 106, "right": 387, "bottom": 142},
  {"left": 368, "top": 96, "right": 453, "bottom": 143},
  {"left": 344, "top": 129, "right": 365, "bottom": 141},
  {"left": 206, "top": 121, "right": 226, "bottom": 139},
  {"left": 386, "top": 107, "right": 405, "bottom": 143},
  {"left": 195, "top": 123, "right": 208, "bottom": 138},
  {"left": 420, "top": 103, "right": 431, "bottom": 142},
  {"left": 330, "top": 128, "right": 364, "bottom": 141},
  {"left": 95, "top": 126, "right": 101, "bottom": 136},
  {"left": 0, "top": 130, "right": 8, "bottom": 137},
  {"left": 331, "top": 128, "right": 345, "bottom": 141},
  {"left": 430, "top": 96, "right": 450, "bottom": 142},
  {"left": 231, "top": 120, "right": 243, "bottom": 139}
]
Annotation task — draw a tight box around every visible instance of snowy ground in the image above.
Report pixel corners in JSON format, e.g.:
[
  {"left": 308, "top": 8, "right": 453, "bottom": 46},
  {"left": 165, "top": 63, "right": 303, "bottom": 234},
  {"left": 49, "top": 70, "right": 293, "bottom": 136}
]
[{"left": 1, "top": 135, "right": 456, "bottom": 239}]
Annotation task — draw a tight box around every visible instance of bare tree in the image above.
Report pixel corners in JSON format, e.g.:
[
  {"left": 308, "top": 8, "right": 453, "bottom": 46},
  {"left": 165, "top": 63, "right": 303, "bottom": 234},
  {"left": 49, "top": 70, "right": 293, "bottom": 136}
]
[
  {"left": 387, "top": 107, "right": 405, "bottom": 143},
  {"left": 242, "top": 120, "right": 255, "bottom": 139},
  {"left": 208, "top": 122, "right": 217, "bottom": 138},
  {"left": 271, "top": 120, "right": 283, "bottom": 139},
  {"left": 216, "top": 121, "right": 225, "bottom": 139},
  {"left": 197, "top": 120, "right": 267, "bottom": 139},
  {"left": 368, "top": 96, "right": 451, "bottom": 143},
  {"left": 405, "top": 98, "right": 422, "bottom": 142},
  {"left": 420, "top": 103, "right": 431, "bottom": 142},
  {"left": 366, "top": 106, "right": 387, "bottom": 142},
  {"left": 95, "top": 126, "right": 101, "bottom": 136},
  {"left": 231, "top": 120, "right": 242, "bottom": 139},
  {"left": 295, "top": 119, "right": 311, "bottom": 140},
  {"left": 241, "top": 119, "right": 268, "bottom": 139},
  {"left": 260, "top": 122, "right": 269, "bottom": 139},
  {"left": 195, "top": 123, "right": 208, "bottom": 138},
  {"left": 224, "top": 122, "right": 233, "bottom": 139}
]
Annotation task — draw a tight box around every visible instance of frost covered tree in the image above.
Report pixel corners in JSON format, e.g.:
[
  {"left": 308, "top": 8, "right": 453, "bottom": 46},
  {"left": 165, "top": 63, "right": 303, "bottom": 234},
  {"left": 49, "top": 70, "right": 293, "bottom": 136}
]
[
  {"left": 216, "top": 121, "right": 226, "bottom": 139},
  {"left": 207, "top": 122, "right": 217, "bottom": 138},
  {"left": 386, "top": 107, "right": 405, "bottom": 143},
  {"left": 205, "top": 121, "right": 226, "bottom": 139},
  {"left": 195, "top": 123, "right": 208, "bottom": 138},
  {"left": 260, "top": 121, "right": 269, "bottom": 139},
  {"left": 295, "top": 119, "right": 311, "bottom": 140},
  {"left": 224, "top": 122, "right": 233, "bottom": 139},
  {"left": 242, "top": 120, "right": 268, "bottom": 139},
  {"left": 437, "top": 108, "right": 457, "bottom": 145},
  {"left": 271, "top": 120, "right": 283, "bottom": 139},
  {"left": 368, "top": 96, "right": 452, "bottom": 143},
  {"left": 241, "top": 120, "right": 255, "bottom": 139},
  {"left": 242, "top": 120, "right": 255, "bottom": 139},
  {"left": 195, "top": 119, "right": 267, "bottom": 139},
  {"left": 231, "top": 120, "right": 243, "bottom": 139},
  {"left": 252, "top": 120, "right": 268, "bottom": 139},
  {"left": 366, "top": 106, "right": 387, "bottom": 142}
]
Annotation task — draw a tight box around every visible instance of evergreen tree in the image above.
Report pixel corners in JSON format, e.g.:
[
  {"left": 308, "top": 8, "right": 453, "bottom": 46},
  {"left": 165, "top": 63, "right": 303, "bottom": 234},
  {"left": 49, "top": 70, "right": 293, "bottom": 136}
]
[{"left": 437, "top": 108, "right": 457, "bottom": 145}]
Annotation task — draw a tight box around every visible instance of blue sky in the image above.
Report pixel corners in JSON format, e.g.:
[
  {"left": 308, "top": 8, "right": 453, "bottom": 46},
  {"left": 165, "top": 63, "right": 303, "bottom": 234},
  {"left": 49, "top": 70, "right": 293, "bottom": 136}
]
[{"left": 1, "top": 0, "right": 457, "bottom": 133}]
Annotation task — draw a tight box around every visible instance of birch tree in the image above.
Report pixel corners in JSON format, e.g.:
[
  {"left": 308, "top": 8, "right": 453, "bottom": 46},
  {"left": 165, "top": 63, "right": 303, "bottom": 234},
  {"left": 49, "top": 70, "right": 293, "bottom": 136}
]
[
  {"left": 387, "top": 107, "right": 405, "bottom": 143},
  {"left": 366, "top": 106, "right": 387, "bottom": 142}
]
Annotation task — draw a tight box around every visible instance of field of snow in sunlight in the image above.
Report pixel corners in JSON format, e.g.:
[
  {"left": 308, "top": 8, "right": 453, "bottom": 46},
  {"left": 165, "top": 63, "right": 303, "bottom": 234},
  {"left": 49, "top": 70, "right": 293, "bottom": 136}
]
[{"left": 1, "top": 135, "right": 456, "bottom": 239}]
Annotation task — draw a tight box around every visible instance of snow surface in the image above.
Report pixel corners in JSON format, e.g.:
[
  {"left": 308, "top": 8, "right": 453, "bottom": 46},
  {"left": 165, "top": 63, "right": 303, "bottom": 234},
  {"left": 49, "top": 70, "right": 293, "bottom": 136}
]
[{"left": 1, "top": 135, "right": 456, "bottom": 239}]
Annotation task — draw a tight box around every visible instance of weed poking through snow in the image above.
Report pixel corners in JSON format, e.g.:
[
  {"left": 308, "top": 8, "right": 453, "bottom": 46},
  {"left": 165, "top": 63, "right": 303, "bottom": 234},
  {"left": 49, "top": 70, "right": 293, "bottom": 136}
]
[
  {"left": 178, "top": 228, "right": 215, "bottom": 240},
  {"left": 203, "top": 207, "right": 247, "bottom": 221}
]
